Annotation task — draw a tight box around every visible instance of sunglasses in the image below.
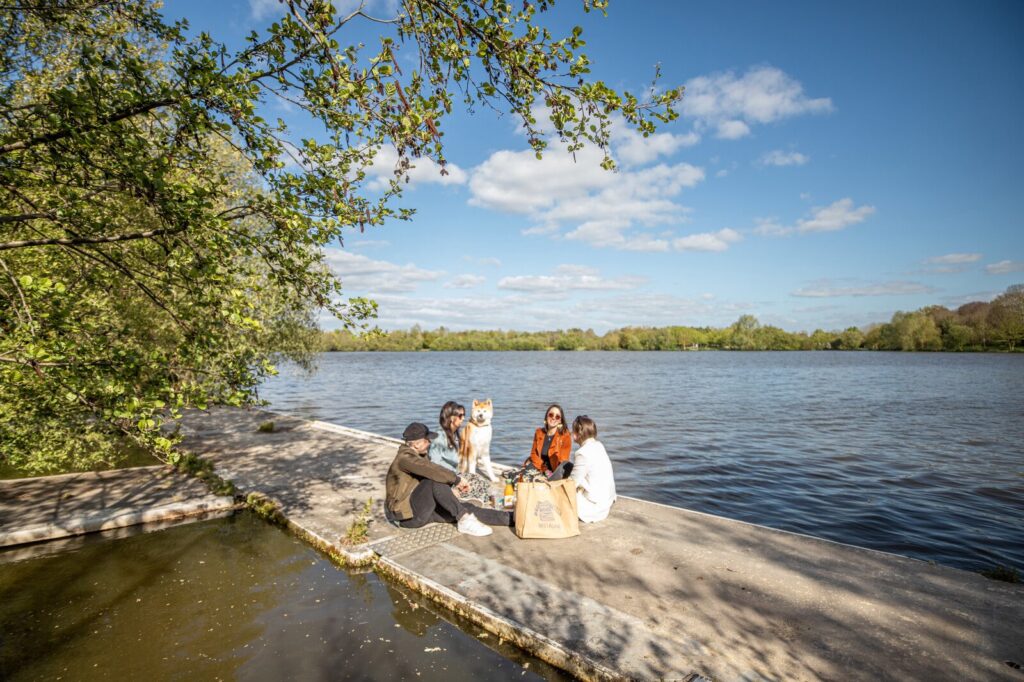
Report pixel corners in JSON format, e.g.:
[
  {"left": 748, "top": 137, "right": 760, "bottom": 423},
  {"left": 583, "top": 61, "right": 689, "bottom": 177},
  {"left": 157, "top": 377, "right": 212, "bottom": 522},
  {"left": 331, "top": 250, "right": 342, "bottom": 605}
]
[{"left": 546, "top": 412, "right": 562, "bottom": 420}]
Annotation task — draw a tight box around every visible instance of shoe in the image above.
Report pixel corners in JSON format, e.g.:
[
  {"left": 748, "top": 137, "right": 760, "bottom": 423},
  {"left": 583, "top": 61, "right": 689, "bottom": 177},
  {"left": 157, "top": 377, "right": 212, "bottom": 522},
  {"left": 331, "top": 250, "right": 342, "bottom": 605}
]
[{"left": 457, "top": 513, "right": 493, "bottom": 537}]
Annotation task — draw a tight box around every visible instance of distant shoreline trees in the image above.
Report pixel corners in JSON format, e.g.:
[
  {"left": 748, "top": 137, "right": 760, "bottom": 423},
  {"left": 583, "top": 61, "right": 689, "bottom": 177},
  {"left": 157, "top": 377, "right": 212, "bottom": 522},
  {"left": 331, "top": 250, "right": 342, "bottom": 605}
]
[{"left": 321, "top": 285, "right": 1024, "bottom": 352}]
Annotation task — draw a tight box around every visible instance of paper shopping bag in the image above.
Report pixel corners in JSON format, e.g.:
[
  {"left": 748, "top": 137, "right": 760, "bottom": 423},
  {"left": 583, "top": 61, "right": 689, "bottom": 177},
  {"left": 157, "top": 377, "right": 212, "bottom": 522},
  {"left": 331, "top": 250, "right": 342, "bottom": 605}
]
[{"left": 514, "top": 478, "right": 580, "bottom": 539}]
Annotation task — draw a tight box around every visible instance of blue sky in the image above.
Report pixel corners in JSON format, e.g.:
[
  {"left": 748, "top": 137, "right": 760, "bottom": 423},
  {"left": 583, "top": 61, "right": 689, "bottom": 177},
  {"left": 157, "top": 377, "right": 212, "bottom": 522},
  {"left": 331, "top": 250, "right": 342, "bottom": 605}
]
[{"left": 165, "top": 0, "right": 1024, "bottom": 332}]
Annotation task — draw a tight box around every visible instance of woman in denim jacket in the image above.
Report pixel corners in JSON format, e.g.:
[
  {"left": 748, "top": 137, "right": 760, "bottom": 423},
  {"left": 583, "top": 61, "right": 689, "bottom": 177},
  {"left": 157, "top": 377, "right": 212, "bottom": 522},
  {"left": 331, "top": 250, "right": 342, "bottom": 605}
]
[{"left": 429, "top": 401, "right": 491, "bottom": 502}]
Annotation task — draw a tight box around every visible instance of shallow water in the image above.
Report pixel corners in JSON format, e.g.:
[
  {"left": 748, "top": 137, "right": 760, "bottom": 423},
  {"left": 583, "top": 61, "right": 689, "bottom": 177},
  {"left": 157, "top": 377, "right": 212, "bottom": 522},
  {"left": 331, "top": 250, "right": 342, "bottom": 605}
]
[
  {"left": 260, "top": 351, "right": 1024, "bottom": 572},
  {"left": 0, "top": 513, "right": 567, "bottom": 681}
]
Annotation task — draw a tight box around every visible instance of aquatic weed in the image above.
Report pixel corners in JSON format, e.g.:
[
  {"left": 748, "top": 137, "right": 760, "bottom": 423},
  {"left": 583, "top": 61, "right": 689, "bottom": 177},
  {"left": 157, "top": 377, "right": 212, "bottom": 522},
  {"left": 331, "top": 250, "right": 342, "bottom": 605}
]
[{"left": 980, "top": 565, "right": 1020, "bottom": 583}]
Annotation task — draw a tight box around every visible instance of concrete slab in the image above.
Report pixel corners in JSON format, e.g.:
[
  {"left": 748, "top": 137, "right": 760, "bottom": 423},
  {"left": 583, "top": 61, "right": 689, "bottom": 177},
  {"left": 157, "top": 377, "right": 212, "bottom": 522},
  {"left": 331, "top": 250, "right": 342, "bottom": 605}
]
[
  {"left": 0, "top": 467, "right": 238, "bottom": 547},
  {"left": 178, "top": 407, "right": 1024, "bottom": 681}
]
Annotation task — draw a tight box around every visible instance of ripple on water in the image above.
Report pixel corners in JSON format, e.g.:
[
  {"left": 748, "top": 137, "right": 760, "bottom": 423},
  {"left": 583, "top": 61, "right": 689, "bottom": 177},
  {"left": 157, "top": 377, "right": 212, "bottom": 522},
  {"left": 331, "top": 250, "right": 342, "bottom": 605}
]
[{"left": 261, "top": 351, "right": 1024, "bottom": 572}]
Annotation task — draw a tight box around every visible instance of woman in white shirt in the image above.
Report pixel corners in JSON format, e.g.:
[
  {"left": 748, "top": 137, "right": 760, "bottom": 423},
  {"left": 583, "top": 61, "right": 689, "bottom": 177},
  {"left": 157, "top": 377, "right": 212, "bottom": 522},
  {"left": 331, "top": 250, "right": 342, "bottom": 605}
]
[{"left": 568, "top": 415, "right": 616, "bottom": 523}]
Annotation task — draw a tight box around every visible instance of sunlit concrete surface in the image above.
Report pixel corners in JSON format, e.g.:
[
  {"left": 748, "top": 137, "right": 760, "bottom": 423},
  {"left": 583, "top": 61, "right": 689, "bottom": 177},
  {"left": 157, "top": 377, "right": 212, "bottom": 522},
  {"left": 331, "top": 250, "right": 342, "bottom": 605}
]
[
  {"left": 0, "top": 467, "right": 238, "bottom": 547},
  {"left": 144, "top": 408, "right": 1024, "bottom": 679}
]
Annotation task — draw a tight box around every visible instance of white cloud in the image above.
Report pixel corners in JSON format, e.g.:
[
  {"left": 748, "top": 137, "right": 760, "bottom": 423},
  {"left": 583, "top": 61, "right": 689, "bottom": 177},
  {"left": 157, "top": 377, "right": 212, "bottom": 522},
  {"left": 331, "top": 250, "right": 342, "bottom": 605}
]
[
  {"left": 498, "top": 265, "right": 645, "bottom": 292},
  {"left": 469, "top": 145, "right": 612, "bottom": 213},
  {"left": 469, "top": 145, "right": 704, "bottom": 251},
  {"left": 797, "top": 198, "right": 875, "bottom": 233},
  {"left": 760, "top": 150, "right": 809, "bottom": 167},
  {"left": 716, "top": 120, "right": 751, "bottom": 140},
  {"left": 792, "top": 279, "right": 936, "bottom": 298},
  {"left": 755, "top": 198, "right": 875, "bottom": 236},
  {"left": 613, "top": 122, "right": 700, "bottom": 166},
  {"left": 348, "top": 239, "right": 391, "bottom": 250},
  {"left": 682, "top": 66, "right": 833, "bottom": 138},
  {"left": 985, "top": 260, "right": 1024, "bottom": 275},
  {"left": 340, "top": 290, "right": 749, "bottom": 332},
  {"left": 673, "top": 228, "right": 742, "bottom": 252},
  {"left": 715, "top": 169, "right": 729, "bottom": 178},
  {"left": 366, "top": 145, "right": 467, "bottom": 191},
  {"left": 925, "top": 253, "right": 981, "bottom": 264},
  {"left": 942, "top": 291, "right": 1000, "bottom": 307},
  {"left": 462, "top": 255, "right": 501, "bottom": 267},
  {"left": 444, "top": 274, "right": 486, "bottom": 289},
  {"left": 323, "top": 248, "right": 442, "bottom": 293},
  {"left": 249, "top": 0, "right": 281, "bottom": 20}
]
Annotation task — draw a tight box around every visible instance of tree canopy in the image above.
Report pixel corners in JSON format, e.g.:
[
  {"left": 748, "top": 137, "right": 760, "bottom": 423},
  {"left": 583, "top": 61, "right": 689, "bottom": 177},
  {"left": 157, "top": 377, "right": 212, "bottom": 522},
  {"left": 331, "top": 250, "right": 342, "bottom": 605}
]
[
  {"left": 320, "top": 286, "right": 1024, "bottom": 352},
  {"left": 0, "top": 0, "right": 681, "bottom": 472}
]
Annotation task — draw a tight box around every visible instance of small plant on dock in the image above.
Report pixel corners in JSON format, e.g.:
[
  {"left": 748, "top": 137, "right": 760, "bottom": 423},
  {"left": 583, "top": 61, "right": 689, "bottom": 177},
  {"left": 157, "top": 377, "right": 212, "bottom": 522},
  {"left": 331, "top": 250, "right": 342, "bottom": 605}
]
[
  {"left": 168, "top": 451, "right": 237, "bottom": 497},
  {"left": 341, "top": 498, "right": 374, "bottom": 547},
  {"left": 246, "top": 492, "right": 286, "bottom": 527},
  {"left": 980, "top": 564, "right": 1020, "bottom": 583},
  {"left": 257, "top": 421, "right": 275, "bottom": 433}
]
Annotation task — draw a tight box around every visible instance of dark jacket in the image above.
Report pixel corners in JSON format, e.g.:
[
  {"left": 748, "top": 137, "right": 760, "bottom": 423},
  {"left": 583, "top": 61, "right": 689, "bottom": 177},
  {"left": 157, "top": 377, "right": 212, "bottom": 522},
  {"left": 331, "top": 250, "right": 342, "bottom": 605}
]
[
  {"left": 385, "top": 443, "right": 459, "bottom": 520},
  {"left": 526, "top": 427, "right": 572, "bottom": 474}
]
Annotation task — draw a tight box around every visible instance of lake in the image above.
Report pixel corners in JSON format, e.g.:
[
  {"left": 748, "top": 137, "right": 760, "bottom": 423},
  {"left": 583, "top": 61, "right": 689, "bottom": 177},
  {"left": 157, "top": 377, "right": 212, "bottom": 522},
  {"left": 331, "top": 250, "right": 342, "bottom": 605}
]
[
  {"left": 260, "top": 351, "right": 1024, "bottom": 573},
  {"left": 0, "top": 513, "right": 568, "bottom": 681}
]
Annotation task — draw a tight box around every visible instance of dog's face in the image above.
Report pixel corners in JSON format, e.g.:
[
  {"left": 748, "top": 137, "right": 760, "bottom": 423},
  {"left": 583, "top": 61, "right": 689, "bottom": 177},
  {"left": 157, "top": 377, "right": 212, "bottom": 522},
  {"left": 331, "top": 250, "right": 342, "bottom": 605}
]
[{"left": 470, "top": 399, "right": 493, "bottom": 425}]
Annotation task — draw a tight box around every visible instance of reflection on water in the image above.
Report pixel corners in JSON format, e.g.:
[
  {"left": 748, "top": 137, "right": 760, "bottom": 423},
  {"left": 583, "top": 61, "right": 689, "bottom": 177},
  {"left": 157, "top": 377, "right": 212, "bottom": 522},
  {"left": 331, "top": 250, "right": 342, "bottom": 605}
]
[
  {"left": 0, "top": 514, "right": 568, "bottom": 681},
  {"left": 260, "top": 351, "right": 1024, "bottom": 572}
]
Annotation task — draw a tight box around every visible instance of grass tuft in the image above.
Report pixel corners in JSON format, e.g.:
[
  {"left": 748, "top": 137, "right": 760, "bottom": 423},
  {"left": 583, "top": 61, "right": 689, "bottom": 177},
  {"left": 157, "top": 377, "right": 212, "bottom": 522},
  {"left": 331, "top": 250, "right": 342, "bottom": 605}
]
[
  {"left": 341, "top": 498, "right": 374, "bottom": 546},
  {"left": 980, "top": 564, "right": 1020, "bottom": 583}
]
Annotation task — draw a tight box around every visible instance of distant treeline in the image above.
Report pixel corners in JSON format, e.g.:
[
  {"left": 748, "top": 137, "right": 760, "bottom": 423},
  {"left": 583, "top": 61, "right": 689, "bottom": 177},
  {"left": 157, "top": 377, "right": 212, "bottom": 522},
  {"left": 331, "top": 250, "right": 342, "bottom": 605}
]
[{"left": 321, "top": 285, "right": 1024, "bottom": 352}]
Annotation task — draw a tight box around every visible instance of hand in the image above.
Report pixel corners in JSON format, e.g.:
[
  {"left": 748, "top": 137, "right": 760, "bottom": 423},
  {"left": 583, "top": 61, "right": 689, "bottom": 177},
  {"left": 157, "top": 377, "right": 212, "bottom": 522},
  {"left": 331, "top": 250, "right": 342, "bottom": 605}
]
[{"left": 455, "top": 480, "right": 471, "bottom": 495}]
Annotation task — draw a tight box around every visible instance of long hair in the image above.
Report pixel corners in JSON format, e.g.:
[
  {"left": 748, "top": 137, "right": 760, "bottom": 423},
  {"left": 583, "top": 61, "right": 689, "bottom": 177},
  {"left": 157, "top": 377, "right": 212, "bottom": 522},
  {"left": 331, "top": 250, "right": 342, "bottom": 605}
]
[
  {"left": 439, "top": 401, "right": 464, "bottom": 449},
  {"left": 542, "top": 403, "right": 568, "bottom": 434}
]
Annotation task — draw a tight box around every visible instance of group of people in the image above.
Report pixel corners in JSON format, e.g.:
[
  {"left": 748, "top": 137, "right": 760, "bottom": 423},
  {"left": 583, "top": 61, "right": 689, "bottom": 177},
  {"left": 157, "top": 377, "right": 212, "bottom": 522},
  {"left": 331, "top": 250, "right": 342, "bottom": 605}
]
[{"left": 384, "top": 403, "right": 617, "bottom": 537}]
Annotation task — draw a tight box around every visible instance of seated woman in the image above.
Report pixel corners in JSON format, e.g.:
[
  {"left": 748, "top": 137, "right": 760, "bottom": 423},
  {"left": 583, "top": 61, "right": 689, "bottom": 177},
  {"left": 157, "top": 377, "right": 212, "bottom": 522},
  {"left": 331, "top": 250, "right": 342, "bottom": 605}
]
[
  {"left": 524, "top": 403, "right": 572, "bottom": 478},
  {"left": 428, "top": 401, "right": 491, "bottom": 502},
  {"left": 566, "top": 415, "right": 616, "bottom": 523},
  {"left": 385, "top": 422, "right": 510, "bottom": 536}
]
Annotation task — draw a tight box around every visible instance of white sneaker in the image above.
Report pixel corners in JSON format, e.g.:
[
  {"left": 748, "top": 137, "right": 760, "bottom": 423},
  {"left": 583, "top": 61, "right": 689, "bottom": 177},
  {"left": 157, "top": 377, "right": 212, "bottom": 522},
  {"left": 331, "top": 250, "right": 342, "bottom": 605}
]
[{"left": 457, "top": 513, "right": 493, "bottom": 537}]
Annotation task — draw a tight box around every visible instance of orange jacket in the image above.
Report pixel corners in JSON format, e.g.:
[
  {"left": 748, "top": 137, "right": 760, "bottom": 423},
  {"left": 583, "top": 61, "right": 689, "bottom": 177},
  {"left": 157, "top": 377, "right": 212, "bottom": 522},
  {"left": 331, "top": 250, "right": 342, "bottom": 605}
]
[{"left": 526, "top": 427, "right": 572, "bottom": 473}]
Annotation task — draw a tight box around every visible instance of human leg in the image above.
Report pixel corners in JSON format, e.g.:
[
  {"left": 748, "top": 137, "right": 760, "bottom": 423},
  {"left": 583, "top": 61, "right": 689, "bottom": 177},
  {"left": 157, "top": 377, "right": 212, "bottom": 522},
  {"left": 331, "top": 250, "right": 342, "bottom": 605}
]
[
  {"left": 463, "top": 503, "right": 513, "bottom": 527},
  {"left": 547, "top": 461, "right": 574, "bottom": 481},
  {"left": 400, "top": 479, "right": 464, "bottom": 528}
]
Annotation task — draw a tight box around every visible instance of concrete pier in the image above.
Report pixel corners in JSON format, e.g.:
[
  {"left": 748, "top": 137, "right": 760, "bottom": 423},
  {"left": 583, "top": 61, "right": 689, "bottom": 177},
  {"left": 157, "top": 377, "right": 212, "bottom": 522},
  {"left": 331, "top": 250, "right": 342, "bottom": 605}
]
[
  {"left": 3, "top": 406, "right": 1022, "bottom": 680},
  {"left": 0, "top": 466, "right": 238, "bottom": 548},
  {"left": 175, "top": 408, "right": 1024, "bottom": 681}
]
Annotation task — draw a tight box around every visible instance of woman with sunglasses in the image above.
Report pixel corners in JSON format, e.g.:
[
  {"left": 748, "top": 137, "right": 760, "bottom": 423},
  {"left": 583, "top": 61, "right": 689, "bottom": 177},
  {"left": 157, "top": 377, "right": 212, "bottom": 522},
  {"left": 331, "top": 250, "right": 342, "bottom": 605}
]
[
  {"left": 524, "top": 403, "right": 573, "bottom": 478},
  {"left": 429, "top": 401, "right": 492, "bottom": 502}
]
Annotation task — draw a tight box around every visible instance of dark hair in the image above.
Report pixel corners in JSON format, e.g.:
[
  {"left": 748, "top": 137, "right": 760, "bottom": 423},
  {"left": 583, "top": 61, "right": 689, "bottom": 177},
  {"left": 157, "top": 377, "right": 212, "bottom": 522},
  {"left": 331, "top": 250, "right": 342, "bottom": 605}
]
[
  {"left": 542, "top": 403, "right": 568, "bottom": 434},
  {"left": 572, "top": 415, "right": 597, "bottom": 442},
  {"left": 439, "top": 401, "right": 464, "bottom": 449}
]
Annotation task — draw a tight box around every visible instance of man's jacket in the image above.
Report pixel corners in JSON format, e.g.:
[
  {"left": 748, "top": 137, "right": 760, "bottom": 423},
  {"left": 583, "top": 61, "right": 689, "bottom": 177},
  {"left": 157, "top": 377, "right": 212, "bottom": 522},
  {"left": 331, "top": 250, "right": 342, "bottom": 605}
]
[{"left": 386, "top": 443, "right": 459, "bottom": 520}]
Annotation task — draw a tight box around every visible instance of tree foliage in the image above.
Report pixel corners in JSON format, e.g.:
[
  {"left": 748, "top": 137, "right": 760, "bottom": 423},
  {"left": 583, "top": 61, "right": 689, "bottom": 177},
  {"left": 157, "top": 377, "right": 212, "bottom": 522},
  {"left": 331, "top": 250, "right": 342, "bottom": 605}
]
[
  {"left": 0, "top": 0, "right": 681, "bottom": 472},
  {"left": 322, "top": 287, "right": 1024, "bottom": 353}
]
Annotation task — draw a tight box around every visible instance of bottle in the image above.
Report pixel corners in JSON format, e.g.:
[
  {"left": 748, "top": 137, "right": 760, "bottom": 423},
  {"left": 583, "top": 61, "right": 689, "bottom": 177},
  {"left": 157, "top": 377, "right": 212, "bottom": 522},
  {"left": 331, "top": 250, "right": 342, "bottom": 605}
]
[{"left": 503, "top": 478, "right": 515, "bottom": 509}]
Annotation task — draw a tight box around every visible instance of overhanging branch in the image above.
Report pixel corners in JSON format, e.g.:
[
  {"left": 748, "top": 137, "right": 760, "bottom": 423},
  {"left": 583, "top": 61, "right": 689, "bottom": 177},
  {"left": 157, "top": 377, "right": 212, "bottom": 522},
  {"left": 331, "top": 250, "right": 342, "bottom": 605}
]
[{"left": 0, "top": 225, "right": 187, "bottom": 251}]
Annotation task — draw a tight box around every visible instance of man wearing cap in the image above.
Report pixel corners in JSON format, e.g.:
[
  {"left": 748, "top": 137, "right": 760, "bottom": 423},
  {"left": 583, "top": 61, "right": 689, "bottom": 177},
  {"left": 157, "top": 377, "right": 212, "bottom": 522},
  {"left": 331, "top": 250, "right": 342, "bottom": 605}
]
[{"left": 385, "top": 422, "right": 510, "bottom": 536}]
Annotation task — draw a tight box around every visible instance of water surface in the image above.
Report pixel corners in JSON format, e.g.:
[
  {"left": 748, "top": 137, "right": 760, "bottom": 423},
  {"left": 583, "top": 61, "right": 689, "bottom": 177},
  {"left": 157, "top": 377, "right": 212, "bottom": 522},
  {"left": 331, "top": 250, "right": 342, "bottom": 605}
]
[
  {"left": 260, "top": 351, "right": 1024, "bottom": 572},
  {"left": 0, "top": 513, "right": 567, "bottom": 681}
]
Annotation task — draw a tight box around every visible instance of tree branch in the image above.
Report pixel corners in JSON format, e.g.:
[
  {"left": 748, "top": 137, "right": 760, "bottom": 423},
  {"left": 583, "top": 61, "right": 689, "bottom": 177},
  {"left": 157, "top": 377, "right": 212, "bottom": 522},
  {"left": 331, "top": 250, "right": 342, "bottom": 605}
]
[
  {"left": 0, "top": 97, "right": 177, "bottom": 156},
  {"left": 0, "top": 225, "right": 188, "bottom": 251}
]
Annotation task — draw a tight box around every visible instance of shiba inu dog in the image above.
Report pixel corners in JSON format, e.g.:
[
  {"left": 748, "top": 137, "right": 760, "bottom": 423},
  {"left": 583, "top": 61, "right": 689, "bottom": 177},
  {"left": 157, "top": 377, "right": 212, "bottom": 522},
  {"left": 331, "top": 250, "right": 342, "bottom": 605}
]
[{"left": 460, "top": 399, "right": 497, "bottom": 482}]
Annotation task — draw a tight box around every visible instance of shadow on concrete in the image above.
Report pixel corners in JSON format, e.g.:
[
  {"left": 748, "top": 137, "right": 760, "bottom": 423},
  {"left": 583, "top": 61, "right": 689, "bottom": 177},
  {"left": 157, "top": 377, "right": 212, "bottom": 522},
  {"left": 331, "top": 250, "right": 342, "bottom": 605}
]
[
  {"left": 448, "top": 497, "right": 1024, "bottom": 680},
  {"left": 177, "top": 408, "right": 1024, "bottom": 680},
  {"left": 178, "top": 407, "right": 395, "bottom": 545}
]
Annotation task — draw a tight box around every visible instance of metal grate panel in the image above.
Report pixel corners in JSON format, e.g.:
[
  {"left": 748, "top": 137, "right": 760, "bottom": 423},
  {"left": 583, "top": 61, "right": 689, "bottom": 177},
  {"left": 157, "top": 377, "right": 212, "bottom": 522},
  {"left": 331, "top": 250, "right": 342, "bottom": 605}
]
[{"left": 369, "top": 522, "right": 459, "bottom": 558}]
